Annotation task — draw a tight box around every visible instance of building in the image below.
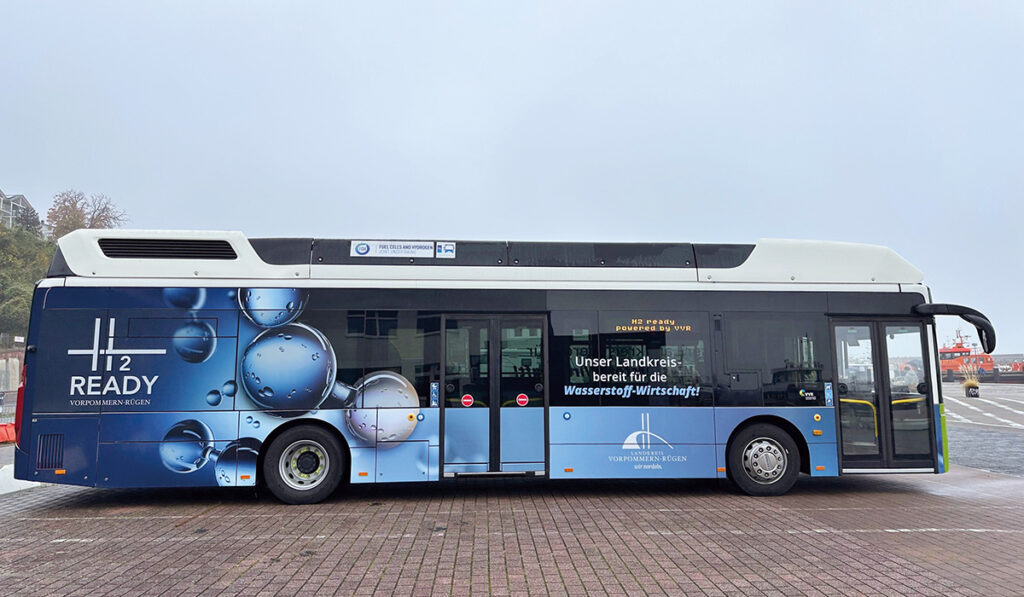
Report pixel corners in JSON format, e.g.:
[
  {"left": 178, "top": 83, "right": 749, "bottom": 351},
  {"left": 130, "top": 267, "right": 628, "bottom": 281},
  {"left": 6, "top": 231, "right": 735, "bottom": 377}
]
[{"left": 0, "top": 188, "right": 53, "bottom": 239}]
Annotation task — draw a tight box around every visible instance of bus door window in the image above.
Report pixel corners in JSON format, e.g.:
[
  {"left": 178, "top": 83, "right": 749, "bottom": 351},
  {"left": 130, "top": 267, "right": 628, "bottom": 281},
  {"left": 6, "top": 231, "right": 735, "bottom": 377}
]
[
  {"left": 445, "top": 321, "right": 489, "bottom": 407},
  {"left": 500, "top": 322, "right": 543, "bottom": 407},
  {"left": 835, "top": 325, "right": 880, "bottom": 457},
  {"left": 884, "top": 325, "right": 931, "bottom": 458}
]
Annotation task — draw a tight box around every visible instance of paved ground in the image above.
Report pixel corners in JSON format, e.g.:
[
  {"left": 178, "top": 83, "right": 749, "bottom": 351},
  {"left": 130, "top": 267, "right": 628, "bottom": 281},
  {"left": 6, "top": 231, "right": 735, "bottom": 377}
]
[
  {"left": 1, "top": 469, "right": 1023, "bottom": 596},
  {"left": 0, "top": 384, "right": 1022, "bottom": 596},
  {"left": 943, "top": 382, "right": 1024, "bottom": 477}
]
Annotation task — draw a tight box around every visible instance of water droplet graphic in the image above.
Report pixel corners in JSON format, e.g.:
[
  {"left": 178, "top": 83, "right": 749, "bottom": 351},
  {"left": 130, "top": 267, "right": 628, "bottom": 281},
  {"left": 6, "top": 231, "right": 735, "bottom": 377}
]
[
  {"left": 345, "top": 371, "right": 420, "bottom": 447},
  {"left": 245, "top": 416, "right": 253, "bottom": 424},
  {"left": 252, "top": 421, "right": 260, "bottom": 429},
  {"left": 172, "top": 320, "right": 217, "bottom": 363},
  {"left": 240, "top": 323, "right": 336, "bottom": 415},
  {"left": 222, "top": 381, "right": 237, "bottom": 397},
  {"left": 239, "top": 288, "right": 307, "bottom": 328},
  {"left": 206, "top": 390, "right": 222, "bottom": 406},
  {"left": 163, "top": 288, "right": 206, "bottom": 310},
  {"left": 215, "top": 438, "right": 261, "bottom": 487},
  {"left": 159, "top": 420, "right": 215, "bottom": 473}
]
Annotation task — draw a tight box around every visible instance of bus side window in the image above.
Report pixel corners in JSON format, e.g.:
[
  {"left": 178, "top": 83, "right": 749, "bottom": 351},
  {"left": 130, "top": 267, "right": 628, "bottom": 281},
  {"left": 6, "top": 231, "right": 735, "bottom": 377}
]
[{"left": 719, "top": 313, "right": 831, "bottom": 407}]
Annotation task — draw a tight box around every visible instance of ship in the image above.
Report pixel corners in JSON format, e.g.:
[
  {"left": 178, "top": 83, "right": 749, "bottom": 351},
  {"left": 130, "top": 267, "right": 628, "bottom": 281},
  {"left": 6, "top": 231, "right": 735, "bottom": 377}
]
[{"left": 939, "top": 330, "right": 1023, "bottom": 384}]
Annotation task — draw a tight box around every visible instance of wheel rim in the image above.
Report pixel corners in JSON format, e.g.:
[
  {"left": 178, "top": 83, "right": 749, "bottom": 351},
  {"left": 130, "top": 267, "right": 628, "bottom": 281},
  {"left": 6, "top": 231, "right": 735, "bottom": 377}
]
[
  {"left": 279, "top": 439, "right": 330, "bottom": 491},
  {"left": 742, "top": 437, "right": 787, "bottom": 485}
]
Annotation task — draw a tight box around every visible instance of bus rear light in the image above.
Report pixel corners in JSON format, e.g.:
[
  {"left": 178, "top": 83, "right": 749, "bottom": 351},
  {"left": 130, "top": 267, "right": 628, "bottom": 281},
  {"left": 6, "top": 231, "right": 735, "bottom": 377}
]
[
  {"left": 55, "top": 469, "right": 66, "bottom": 475},
  {"left": 14, "top": 365, "right": 25, "bottom": 449}
]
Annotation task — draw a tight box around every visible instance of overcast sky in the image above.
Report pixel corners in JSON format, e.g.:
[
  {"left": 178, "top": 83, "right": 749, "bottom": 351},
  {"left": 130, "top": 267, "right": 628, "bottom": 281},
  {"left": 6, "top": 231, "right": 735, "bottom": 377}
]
[{"left": 1, "top": 2, "right": 1021, "bottom": 352}]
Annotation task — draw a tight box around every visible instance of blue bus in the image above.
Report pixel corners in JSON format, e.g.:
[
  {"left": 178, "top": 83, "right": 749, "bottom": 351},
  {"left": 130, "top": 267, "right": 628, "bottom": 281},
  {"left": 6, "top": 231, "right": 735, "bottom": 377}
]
[{"left": 13, "top": 231, "right": 995, "bottom": 503}]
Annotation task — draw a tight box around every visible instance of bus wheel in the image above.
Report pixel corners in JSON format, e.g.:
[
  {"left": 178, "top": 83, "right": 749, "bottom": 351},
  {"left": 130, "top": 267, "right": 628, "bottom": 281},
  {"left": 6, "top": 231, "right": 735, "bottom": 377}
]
[
  {"left": 263, "top": 425, "right": 345, "bottom": 504},
  {"left": 728, "top": 424, "right": 800, "bottom": 496}
]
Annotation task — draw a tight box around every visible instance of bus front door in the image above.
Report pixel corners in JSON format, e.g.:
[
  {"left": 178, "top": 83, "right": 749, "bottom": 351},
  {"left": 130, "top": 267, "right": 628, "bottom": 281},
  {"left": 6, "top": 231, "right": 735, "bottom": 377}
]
[
  {"left": 442, "top": 316, "right": 546, "bottom": 475},
  {"left": 832, "top": 322, "right": 937, "bottom": 472}
]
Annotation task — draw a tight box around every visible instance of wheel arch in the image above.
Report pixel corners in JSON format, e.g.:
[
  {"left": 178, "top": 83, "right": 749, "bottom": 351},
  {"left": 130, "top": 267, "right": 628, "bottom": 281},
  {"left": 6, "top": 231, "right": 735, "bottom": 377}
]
[
  {"left": 726, "top": 415, "right": 810, "bottom": 475},
  {"left": 256, "top": 418, "right": 352, "bottom": 487}
]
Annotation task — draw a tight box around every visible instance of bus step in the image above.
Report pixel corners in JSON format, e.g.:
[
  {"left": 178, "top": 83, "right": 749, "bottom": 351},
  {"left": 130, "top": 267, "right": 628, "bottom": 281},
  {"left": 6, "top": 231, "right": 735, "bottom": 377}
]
[{"left": 444, "top": 471, "right": 546, "bottom": 479}]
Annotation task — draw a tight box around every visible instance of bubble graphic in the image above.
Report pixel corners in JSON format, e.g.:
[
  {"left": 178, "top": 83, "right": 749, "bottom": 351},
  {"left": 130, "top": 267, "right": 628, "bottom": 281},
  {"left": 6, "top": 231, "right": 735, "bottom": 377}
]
[
  {"left": 206, "top": 390, "right": 222, "bottom": 406},
  {"left": 321, "top": 381, "right": 358, "bottom": 409},
  {"left": 173, "top": 320, "right": 217, "bottom": 363},
  {"left": 241, "top": 323, "right": 336, "bottom": 414},
  {"left": 245, "top": 416, "right": 253, "bottom": 424},
  {"left": 238, "top": 288, "right": 308, "bottom": 328},
  {"left": 159, "top": 419, "right": 216, "bottom": 473},
  {"left": 222, "top": 381, "right": 237, "bottom": 397},
  {"left": 163, "top": 287, "right": 206, "bottom": 310},
  {"left": 215, "top": 438, "right": 261, "bottom": 487},
  {"left": 345, "top": 371, "right": 420, "bottom": 446}
]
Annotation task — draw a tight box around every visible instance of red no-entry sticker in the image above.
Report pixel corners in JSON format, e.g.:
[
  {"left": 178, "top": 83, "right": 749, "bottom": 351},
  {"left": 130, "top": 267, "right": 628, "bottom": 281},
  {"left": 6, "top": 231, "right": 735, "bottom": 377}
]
[
  {"left": 461, "top": 394, "right": 473, "bottom": 407},
  {"left": 516, "top": 393, "right": 529, "bottom": 406}
]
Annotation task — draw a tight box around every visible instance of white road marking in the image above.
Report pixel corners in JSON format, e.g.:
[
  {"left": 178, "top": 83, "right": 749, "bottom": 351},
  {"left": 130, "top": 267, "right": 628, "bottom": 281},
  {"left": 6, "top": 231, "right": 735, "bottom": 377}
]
[
  {"left": 974, "top": 396, "right": 1024, "bottom": 418},
  {"left": 944, "top": 396, "right": 1024, "bottom": 428},
  {"left": 944, "top": 410, "right": 973, "bottom": 424}
]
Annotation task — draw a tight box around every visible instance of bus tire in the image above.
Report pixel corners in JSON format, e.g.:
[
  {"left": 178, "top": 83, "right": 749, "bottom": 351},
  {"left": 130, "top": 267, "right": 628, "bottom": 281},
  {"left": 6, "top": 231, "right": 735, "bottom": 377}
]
[
  {"left": 728, "top": 423, "right": 800, "bottom": 496},
  {"left": 263, "top": 425, "right": 345, "bottom": 504}
]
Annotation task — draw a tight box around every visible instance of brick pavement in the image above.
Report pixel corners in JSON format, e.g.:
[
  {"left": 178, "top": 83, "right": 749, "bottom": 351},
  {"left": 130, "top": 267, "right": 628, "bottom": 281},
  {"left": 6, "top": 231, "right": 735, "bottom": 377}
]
[{"left": 0, "top": 468, "right": 1022, "bottom": 596}]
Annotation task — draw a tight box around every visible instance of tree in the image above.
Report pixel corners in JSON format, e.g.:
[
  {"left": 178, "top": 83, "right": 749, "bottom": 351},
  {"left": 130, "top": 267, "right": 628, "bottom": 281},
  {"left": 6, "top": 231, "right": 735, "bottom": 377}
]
[
  {"left": 46, "top": 189, "right": 129, "bottom": 238},
  {"left": 0, "top": 226, "right": 55, "bottom": 338},
  {"left": 13, "top": 202, "right": 42, "bottom": 236}
]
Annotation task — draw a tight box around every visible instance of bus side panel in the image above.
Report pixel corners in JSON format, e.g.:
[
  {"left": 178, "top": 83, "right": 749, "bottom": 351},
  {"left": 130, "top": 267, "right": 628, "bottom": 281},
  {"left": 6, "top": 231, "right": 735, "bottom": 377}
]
[
  {"left": 102, "top": 307, "right": 240, "bottom": 413},
  {"left": 713, "top": 407, "right": 838, "bottom": 477},
  {"left": 549, "top": 407, "right": 717, "bottom": 479},
  {"left": 31, "top": 306, "right": 111, "bottom": 414},
  {"left": 14, "top": 287, "right": 49, "bottom": 481},
  {"left": 98, "top": 441, "right": 236, "bottom": 488},
  {"left": 25, "top": 415, "right": 99, "bottom": 486}
]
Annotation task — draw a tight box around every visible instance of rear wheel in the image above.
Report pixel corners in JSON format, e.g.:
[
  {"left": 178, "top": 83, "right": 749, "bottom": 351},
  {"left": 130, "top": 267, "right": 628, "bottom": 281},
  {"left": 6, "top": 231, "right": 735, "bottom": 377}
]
[
  {"left": 728, "top": 423, "right": 800, "bottom": 496},
  {"left": 263, "top": 425, "right": 345, "bottom": 504}
]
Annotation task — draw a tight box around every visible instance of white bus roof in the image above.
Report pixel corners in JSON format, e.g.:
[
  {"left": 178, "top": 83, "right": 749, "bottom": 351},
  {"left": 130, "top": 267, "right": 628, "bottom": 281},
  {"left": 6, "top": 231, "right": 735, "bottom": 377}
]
[{"left": 49, "top": 229, "right": 924, "bottom": 286}]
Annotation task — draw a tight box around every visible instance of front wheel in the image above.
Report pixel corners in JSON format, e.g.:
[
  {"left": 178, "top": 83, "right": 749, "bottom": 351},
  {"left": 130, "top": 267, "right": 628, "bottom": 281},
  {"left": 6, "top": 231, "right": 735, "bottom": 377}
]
[
  {"left": 263, "top": 425, "right": 346, "bottom": 504},
  {"left": 728, "top": 423, "right": 800, "bottom": 496}
]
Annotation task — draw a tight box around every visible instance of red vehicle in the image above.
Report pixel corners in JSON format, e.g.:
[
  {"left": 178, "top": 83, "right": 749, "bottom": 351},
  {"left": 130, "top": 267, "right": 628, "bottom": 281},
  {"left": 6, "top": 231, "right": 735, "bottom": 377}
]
[{"left": 939, "top": 330, "right": 995, "bottom": 381}]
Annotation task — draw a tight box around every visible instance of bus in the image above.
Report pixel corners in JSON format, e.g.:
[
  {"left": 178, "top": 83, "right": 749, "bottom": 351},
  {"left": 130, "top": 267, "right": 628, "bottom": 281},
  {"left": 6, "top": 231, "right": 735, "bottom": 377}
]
[{"left": 13, "top": 230, "right": 996, "bottom": 504}]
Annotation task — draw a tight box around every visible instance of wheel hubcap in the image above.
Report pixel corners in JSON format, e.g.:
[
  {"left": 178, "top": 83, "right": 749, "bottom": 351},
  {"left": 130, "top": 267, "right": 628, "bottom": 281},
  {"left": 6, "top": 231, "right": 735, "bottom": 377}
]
[
  {"left": 742, "top": 437, "right": 787, "bottom": 485},
  {"left": 279, "top": 440, "right": 330, "bottom": 491}
]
